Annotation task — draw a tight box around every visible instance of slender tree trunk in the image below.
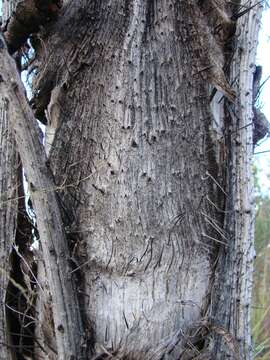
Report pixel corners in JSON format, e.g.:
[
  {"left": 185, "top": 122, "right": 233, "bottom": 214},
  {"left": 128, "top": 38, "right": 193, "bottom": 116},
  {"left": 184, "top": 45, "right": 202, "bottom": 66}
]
[
  {"left": 0, "top": 33, "right": 88, "bottom": 359},
  {"left": 0, "top": 96, "right": 18, "bottom": 360},
  {"left": 0, "top": 0, "right": 264, "bottom": 359},
  {"left": 210, "top": 5, "right": 262, "bottom": 357},
  {"left": 0, "top": 3, "right": 20, "bottom": 358}
]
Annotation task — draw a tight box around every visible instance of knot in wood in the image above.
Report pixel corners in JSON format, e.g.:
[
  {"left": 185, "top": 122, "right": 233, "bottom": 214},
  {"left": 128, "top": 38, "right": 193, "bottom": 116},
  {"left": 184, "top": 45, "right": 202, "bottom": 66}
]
[{"left": 57, "top": 324, "right": 64, "bottom": 333}]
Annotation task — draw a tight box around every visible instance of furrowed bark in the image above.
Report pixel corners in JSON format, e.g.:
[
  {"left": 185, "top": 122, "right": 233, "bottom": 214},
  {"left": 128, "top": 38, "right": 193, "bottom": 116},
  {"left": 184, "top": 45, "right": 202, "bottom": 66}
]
[
  {"left": 210, "top": 1, "right": 263, "bottom": 358},
  {"left": 0, "top": 96, "right": 18, "bottom": 360},
  {"left": 29, "top": 0, "right": 245, "bottom": 357},
  {"left": 0, "top": 34, "right": 86, "bottom": 360},
  {"left": 30, "top": 0, "right": 262, "bottom": 358},
  {"left": 0, "top": 4, "right": 20, "bottom": 358},
  {"left": 0, "top": 0, "right": 263, "bottom": 358}
]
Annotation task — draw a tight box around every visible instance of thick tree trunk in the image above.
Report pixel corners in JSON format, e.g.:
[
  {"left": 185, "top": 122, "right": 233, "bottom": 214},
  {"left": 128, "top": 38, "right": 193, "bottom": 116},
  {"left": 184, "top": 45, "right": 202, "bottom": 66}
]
[{"left": 0, "top": 0, "right": 263, "bottom": 359}]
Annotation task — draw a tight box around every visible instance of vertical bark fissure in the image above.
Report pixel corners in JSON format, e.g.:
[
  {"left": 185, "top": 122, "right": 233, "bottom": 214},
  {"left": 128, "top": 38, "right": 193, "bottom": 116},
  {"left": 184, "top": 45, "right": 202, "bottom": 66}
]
[
  {"left": 33, "top": 0, "right": 240, "bottom": 356},
  {"left": 0, "top": 0, "right": 262, "bottom": 358},
  {"left": 1, "top": 4, "right": 21, "bottom": 356},
  {"left": 0, "top": 95, "right": 18, "bottom": 360}
]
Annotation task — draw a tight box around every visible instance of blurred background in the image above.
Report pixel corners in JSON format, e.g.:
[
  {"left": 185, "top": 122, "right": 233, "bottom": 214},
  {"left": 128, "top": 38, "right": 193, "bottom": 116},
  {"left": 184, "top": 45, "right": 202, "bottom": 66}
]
[{"left": 252, "top": 5, "right": 270, "bottom": 359}]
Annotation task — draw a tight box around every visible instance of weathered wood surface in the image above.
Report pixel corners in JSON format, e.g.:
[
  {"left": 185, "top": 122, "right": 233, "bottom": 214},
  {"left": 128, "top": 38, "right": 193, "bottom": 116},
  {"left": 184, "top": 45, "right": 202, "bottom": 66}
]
[
  {"left": 0, "top": 97, "right": 18, "bottom": 360},
  {"left": 0, "top": 3, "right": 20, "bottom": 358},
  {"left": 0, "top": 33, "right": 86, "bottom": 359},
  {"left": 28, "top": 0, "right": 262, "bottom": 358},
  {"left": 0, "top": 0, "right": 263, "bottom": 358},
  {"left": 211, "top": 2, "right": 263, "bottom": 357}
]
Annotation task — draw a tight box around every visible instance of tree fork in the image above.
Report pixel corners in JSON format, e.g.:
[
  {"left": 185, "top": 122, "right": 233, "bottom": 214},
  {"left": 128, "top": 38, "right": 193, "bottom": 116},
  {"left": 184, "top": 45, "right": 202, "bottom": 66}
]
[
  {"left": 1, "top": 0, "right": 63, "bottom": 54},
  {"left": 0, "top": 33, "right": 88, "bottom": 360}
]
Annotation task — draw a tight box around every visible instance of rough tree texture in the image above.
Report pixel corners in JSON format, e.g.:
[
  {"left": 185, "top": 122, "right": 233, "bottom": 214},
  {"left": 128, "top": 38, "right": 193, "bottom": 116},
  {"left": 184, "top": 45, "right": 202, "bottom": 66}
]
[
  {"left": 2, "top": 0, "right": 62, "bottom": 54},
  {"left": 0, "top": 33, "right": 88, "bottom": 359},
  {"left": 0, "top": 96, "right": 18, "bottom": 360},
  {"left": 0, "top": 5, "right": 19, "bottom": 359},
  {"left": 0, "top": 0, "right": 263, "bottom": 359},
  {"left": 210, "top": 3, "right": 261, "bottom": 357}
]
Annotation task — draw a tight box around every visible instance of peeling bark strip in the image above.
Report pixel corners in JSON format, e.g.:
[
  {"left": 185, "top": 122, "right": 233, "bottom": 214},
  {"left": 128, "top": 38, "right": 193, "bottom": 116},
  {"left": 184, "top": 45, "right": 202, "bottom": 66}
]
[
  {"left": 210, "top": 1, "right": 263, "bottom": 358},
  {"left": 2, "top": 0, "right": 62, "bottom": 53},
  {"left": 0, "top": 33, "right": 86, "bottom": 360}
]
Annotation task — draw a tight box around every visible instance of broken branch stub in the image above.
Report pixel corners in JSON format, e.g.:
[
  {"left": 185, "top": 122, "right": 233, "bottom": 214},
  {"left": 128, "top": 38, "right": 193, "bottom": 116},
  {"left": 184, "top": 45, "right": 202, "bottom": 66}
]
[
  {"left": 2, "top": 0, "right": 62, "bottom": 54},
  {"left": 0, "top": 32, "right": 86, "bottom": 360}
]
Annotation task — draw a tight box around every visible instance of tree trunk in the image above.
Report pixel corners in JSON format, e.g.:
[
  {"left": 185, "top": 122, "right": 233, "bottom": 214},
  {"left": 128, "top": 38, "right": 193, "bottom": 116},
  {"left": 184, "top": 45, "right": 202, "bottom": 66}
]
[
  {"left": 0, "top": 96, "right": 18, "bottom": 360},
  {"left": 0, "top": 3, "right": 20, "bottom": 359},
  {"left": 0, "top": 0, "right": 263, "bottom": 359}
]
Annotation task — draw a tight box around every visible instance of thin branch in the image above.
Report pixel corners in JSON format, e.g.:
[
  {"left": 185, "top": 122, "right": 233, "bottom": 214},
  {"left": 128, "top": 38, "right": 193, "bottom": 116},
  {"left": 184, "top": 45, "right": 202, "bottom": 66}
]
[
  {"left": 256, "top": 74, "right": 270, "bottom": 101},
  {"left": 232, "top": 1, "right": 264, "bottom": 20},
  {"left": 5, "top": 304, "right": 37, "bottom": 323},
  {"left": 254, "top": 149, "right": 270, "bottom": 155},
  {"left": 12, "top": 245, "right": 44, "bottom": 293}
]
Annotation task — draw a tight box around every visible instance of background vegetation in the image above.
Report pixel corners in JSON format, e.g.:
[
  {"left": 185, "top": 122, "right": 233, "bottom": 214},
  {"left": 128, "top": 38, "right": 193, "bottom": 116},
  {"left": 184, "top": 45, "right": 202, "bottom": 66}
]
[{"left": 252, "top": 166, "right": 270, "bottom": 358}]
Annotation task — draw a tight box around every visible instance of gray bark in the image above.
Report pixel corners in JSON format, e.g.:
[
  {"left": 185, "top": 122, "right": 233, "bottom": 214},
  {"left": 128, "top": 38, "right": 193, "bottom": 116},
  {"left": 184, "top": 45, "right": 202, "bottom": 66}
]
[
  {"left": 0, "top": 0, "right": 263, "bottom": 359},
  {"left": 0, "top": 3, "right": 19, "bottom": 359},
  {"left": 29, "top": 0, "right": 261, "bottom": 358},
  {"left": 210, "top": 3, "right": 262, "bottom": 357},
  {"left": 0, "top": 96, "right": 18, "bottom": 360},
  {"left": 0, "top": 34, "right": 87, "bottom": 359}
]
